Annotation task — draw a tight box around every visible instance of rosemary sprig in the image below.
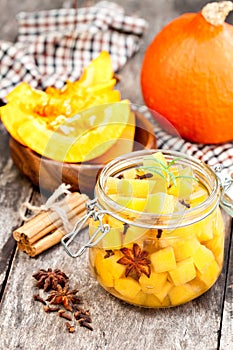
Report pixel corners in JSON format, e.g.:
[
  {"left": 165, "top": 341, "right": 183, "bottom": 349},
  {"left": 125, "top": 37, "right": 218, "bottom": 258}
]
[{"left": 139, "top": 156, "right": 197, "bottom": 187}]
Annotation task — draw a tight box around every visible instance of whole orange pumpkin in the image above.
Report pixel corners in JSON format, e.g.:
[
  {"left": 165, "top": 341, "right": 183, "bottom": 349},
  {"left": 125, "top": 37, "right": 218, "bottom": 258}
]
[{"left": 141, "top": 1, "right": 233, "bottom": 144}]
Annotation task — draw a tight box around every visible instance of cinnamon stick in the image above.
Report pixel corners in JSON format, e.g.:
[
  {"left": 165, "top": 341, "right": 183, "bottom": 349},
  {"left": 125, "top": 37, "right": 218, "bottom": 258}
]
[
  {"left": 24, "top": 208, "right": 88, "bottom": 257},
  {"left": 14, "top": 191, "right": 89, "bottom": 257},
  {"left": 13, "top": 193, "right": 88, "bottom": 242},
  {"left": 22, "top": 200, "right": 86, "bottom": 245}
]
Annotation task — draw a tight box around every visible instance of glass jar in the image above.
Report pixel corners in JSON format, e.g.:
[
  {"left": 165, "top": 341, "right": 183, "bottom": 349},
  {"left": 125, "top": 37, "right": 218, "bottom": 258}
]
[{"left": 62, "top": 150, "right": 231, "bottom": 308}]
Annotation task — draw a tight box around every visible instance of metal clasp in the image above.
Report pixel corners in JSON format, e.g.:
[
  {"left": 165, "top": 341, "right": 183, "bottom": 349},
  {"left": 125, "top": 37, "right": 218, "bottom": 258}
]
[
  {"left": 214, "top": 164, "right": 233, "bottom": 217},
  {"left": 61, "top": 198, "right": 110, "bottom": 258}
]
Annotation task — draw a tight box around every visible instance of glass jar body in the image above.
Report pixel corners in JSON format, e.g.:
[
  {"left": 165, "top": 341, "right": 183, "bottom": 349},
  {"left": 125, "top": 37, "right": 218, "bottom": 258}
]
[{"left": 88, "top": 150, "right": 225, "bottom": 307}]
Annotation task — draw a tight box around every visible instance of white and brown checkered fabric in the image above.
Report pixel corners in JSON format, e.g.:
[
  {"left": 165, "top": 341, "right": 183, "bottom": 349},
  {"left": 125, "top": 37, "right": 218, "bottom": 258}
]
[{"left": 0, "top": 1, "right": 147, "bottom": 99}]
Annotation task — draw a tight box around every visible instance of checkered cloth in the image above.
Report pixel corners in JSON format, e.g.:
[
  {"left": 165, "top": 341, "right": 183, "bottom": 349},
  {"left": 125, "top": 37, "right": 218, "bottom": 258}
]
[{"left": 0, "top": 1, "right": 147, "bottom": 99}]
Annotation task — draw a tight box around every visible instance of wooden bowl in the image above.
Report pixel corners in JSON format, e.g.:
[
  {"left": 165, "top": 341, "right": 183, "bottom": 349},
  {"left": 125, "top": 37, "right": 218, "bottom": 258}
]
[{"left": 9, "top": 111, "right": 156, "bottom": 197}]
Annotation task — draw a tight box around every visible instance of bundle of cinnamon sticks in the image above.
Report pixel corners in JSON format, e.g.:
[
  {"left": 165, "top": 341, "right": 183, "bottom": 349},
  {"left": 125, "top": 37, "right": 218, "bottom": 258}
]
[{"left": 13, "top": 192, "right": 88, "bottom": 257}]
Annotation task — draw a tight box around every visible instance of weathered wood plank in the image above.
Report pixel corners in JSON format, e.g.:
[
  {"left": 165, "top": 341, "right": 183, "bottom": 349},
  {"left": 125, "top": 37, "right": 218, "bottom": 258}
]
[
  {"left": 0, "top": 1, "right": 232, "bottom": 350},
  {"left": 220, "top": 221, "right": 233, "bottom": 350},
  {"left": 0, "top": 122, "right": 32, "bottom": 296}
]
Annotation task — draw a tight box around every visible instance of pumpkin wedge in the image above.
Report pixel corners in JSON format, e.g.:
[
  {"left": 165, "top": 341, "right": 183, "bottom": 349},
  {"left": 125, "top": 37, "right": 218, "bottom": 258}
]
[
  {"left": 0, "top": 52, "right": 136, "bottom": 163},
  {"left": 17, "top": 101, "right": 132, "bottom": 163}
]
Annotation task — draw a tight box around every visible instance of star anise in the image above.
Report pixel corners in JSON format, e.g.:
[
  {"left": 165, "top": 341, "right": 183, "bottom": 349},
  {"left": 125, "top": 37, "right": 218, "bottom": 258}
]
[
  {"left": 46, "top": 284, "right": 82, "bottom": 312},
  {"left": 32, "top": 268, "right": 69, "bottom": 292},
  {"left": 117, "top": 243, "right": 151, "bottom": 280}
]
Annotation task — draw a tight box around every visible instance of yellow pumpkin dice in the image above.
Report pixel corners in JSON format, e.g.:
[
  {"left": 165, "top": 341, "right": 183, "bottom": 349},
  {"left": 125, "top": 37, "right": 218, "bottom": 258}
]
[
  {"left": 94, "top": 249, "right": 125, "bottom": 281},
  {"left": 153, "top": 281, "right": 173, "bottom": 303},
  {"left": 159, "top": 237, "right": 200, "bottom": 262},
  {"left": 169, "top": 257, "right": 196, "bottom": 286},
  {"left": 109, "top": 194, "right": 147, "bottom": 212},
  {"left": 192, "top": 245, "right": 215, "bottom": 273},
  {"left": 139, "top": 271, "right": 168, "bottom": 294},
  {"left": 145, "top": 192, "right": 176, "bottom": 215},
  {"left": 116, "top": 178, "right": 155, "bottom": 198},
  {"left": 205, "top": 234, "right": 224, "bottom": 266},
  {"left": 196, "top": 259, "right": 221, "bottom": 287},
  {"left": 150, "top": 246, "right": 176, "bottom": 273},
  {"left": 144, "top": 294, "right": 162, "bottom": 307},
  {"left": 114, "top": 277, "right": 141, "bottom": 299},
  {"left": 169, "top": 284, "right": 197, "bottom": 306}
]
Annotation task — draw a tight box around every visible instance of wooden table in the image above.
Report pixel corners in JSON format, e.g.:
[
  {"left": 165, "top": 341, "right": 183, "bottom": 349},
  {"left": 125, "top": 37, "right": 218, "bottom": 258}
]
[{"left": 0, "top": 1, "right": 232, "bottom": 349}]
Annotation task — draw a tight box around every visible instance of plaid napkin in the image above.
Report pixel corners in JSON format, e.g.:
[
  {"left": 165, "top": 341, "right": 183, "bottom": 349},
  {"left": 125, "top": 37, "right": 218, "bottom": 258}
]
[{"left": 0, "top": 1, "right": 147, "bottom": 100}]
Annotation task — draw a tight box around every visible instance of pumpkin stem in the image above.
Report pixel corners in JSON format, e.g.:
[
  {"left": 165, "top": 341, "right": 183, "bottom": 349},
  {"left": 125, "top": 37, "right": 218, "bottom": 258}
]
[{"left": 202, "top": 1, "right": 233, "bottom": 26}]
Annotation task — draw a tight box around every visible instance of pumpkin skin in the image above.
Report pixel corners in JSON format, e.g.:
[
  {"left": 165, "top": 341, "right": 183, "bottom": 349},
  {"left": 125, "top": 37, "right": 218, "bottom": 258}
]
[{"left": 141, "top": 7, "right": 233, "bottom": 144}]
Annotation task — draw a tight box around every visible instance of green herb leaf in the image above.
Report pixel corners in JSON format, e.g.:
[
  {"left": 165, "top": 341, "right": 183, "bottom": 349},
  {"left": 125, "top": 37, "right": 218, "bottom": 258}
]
[{"left": 167, "top": 157, "right": 185, "bottom": 168}]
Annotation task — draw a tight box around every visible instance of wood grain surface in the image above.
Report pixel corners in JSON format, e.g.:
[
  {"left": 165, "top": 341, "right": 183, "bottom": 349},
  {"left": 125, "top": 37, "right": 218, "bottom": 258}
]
[{"left": 0, "top": 1, "right": 232, "bottom": 350}]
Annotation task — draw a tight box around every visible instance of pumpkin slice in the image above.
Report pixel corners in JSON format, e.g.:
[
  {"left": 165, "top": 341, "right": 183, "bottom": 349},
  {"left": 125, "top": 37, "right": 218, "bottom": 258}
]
[
  {"left": 0, "top": 103, "right": 34, "bottom": 145},
  {"left": 17, "top": 101, "right": 132, "bottom": 163},
  {"left": 91, "top": 111, "right": 135, "bottom": 163},
  {"left": 78, "top": 51, "right": 114, "bottom": 86},
  {"left": 73, "top": 90, "right": 121, "bottom": 115},
  {"left": 4, "top": 82, "right": 48, "bottom": 107}
]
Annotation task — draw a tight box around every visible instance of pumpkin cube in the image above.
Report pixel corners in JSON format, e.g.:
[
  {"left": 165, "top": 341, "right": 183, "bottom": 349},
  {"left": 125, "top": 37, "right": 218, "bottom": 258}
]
[
  {"left": 196, "top": 259, "right": 221, "bottom": 287},
  {"left": 142, "top": 152, "right": 168, "bottom": 190},
  {"left": 160, "top": 296, "right": 171, "bottom": 307},
  {"left": 131, "top": 290, "right": 147, "bottom": 306},
  {"left": 116, "top": 178, "right": 153, "bottom": 198},
  {"left": 94, "top": 250, "right": 125, "bottom": 281},
  {"left": 144, "top": 293, "right": 162, "bottom": 307},
  {"left": 169, "top": 284, "right": 196, "bottom": 306},
  {"left": 153, "top": 281, "right": 173, "bottom": 303},
  {"left": 172, "top": 238, "right": 201, "bottom": 261},
  {"left": 192, "top": 244, "right": 215, "bottom": 273},
  {"left": 101, "top": 227, "right": 123, "bottom": 249},
  {"left": 195, "top": 214, "right": 214, "bottom": 242},
  {"left": 109, "top": 194, "right": 147, "bottom": 212},
  {"left": 158, "top": 237, "right": 200, "bottom": 261},
  {"left": 189, "top": 181, "right": 208, "bottom": 207},
  {"left": 151, "top": 246, "right": 177, "bottom": 273},
  {"left": 169, "top": 257, "right": 196, "bottom": 286},
  {"left": 114, "top": 277, "right": 141, "bottom": 299},
  {"left": 96, "top": 265, "right": 114, "bottom": 288},
  {"left": 139, "top": 271, "right": 168, "bottom": 294},
  {"left": 103, "top": 251, "right": 126, "bottom": 279},
  {"left": 205, "top": 234, "right": 224, "bottom": 266},
  {"left": 121, "top": 168, "right": 139, "bottom": 179},
  {"left": 89, "top": 217, "right": 123, "bottom": 249},
  {"left": 188, "top": 278, "right": 206, "bottom": 295},
  {"left": 214, "top": 208, "right": 225, "bottom": 236},
  {"left": 161, "top": 224, "right": 196, "bottom": 240},
  {"left": 143, "top": 151, "right": 168, "bottom": 169},
  {"left": 145, "top": 192, "right": 176, "bottom": 215},
  {"left": 106, "top": 176, "right": 120, "bottom": 194},
  {"left": 168, "top": 166, "right": 194, "bottom": 199},
  {"left": 123, "top": 226, "right": 148, "bottom": 247}
]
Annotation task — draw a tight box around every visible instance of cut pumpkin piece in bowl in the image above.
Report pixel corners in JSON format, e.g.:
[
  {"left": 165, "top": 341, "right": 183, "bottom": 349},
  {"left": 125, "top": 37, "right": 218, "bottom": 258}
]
[
  {"left": 78, "top": 51, "right": 114, "bottom": 86},
  {"left": 0, "top": 102, "right": 35, "bottom": 145},
  {"left": 17, "top": 101, "right": 133, "bottom": 163},
  {"left": 4, "top": 81, "right": 48, "bottom": 107},
  {"left": 90, "top": 111, "right": 135, "bottom": 164}
]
